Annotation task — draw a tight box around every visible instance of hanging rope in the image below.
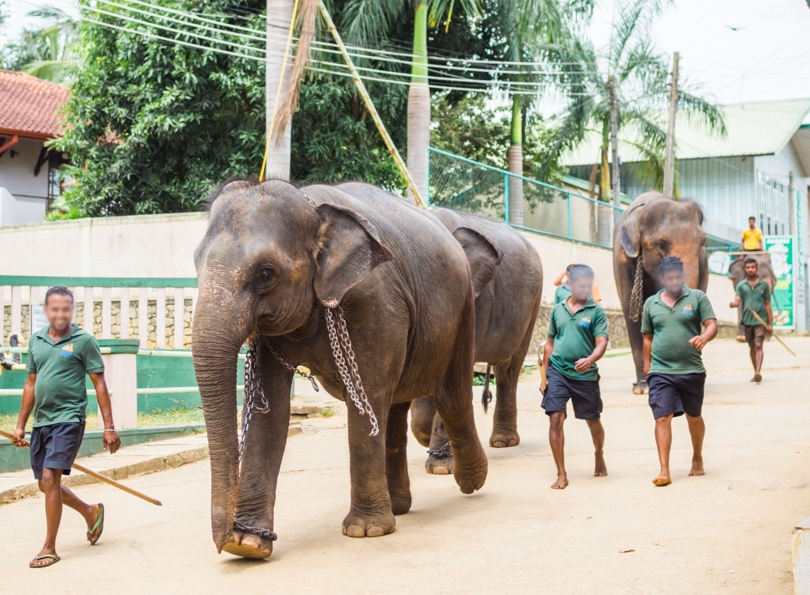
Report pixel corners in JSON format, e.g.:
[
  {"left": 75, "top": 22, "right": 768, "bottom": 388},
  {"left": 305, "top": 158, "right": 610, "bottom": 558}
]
[{"left": 629, "top": 255, "right": 645, "bottom": 322}]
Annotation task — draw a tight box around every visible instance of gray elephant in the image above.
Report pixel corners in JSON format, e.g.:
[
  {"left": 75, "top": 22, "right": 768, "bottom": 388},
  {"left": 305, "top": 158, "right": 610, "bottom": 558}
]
[
  {"left": 613, "top": 192, "right": 708, "bottom": 394},
  {"left": 728, "top": 254, "right": 775, "bottom": 339},
  {"left": 409, "top": 208, "right": 543, "bottom": 474},
  {"left": 192, "top": 180, "right": 491, "bottom": 560}
]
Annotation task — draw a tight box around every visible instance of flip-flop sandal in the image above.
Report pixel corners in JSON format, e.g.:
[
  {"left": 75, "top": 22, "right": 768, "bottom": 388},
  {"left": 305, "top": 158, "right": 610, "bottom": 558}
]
[
  {"left": 754, "top": 374, "right": 762, "bottom": 383},
  {"left": 30, "top": 554, "right": 60, "bottom": 568},
  {"left": 87, "top": 503, "right": 104, "bottom": 545}
]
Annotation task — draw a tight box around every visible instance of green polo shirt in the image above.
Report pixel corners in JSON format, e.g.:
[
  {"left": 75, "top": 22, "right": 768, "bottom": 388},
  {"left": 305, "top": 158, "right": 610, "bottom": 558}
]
[
  {"left": 26, "top": 325, "right": 105, "bottom": 427},
  {"left": 735, "top": 278, "right": 770, "bottom": 326},
  {"left": 641, "top": 287, "right": 716, "bottom": 375},
  {"left": 554, "top": 284, "right": 572, "bottom": 305},
  {"left": 547, "top": 298, "right": 609, "bottom": 381}
]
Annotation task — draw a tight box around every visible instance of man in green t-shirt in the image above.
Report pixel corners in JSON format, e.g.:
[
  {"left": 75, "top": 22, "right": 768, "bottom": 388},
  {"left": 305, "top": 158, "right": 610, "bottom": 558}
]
[
  {"left": 10, "top": 287, "right": 120, "bottom": 569},
  {"left": 541, "top": 265, "right": 609, "bottom": 489},
  {"left": 641, "top": 256, "right": 717, "bottom": 487},
  {"left": 730, "top": 257, "right": 772, "bottom": 383}
]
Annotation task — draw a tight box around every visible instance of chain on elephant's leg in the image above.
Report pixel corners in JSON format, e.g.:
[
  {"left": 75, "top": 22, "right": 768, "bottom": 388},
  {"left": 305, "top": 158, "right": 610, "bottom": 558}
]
[{"left": 424, "top": 414, "right": 454, "bottom": 475}]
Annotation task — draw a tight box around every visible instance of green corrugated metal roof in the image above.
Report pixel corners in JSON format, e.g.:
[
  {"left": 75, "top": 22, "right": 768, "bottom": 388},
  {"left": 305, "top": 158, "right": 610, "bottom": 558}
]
[{"left": 561, "top": 98, "right": 810, "bottom": 167}]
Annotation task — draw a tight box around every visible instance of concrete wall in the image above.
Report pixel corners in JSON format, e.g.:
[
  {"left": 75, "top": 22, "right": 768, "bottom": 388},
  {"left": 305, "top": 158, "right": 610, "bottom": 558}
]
[{"left": 0, "top": 210, "right": 737, "bottom": 323}]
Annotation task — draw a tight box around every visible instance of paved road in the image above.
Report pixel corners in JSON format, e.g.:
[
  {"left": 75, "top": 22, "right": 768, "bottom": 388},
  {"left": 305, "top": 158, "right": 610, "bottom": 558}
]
[{"left": 1, "top": 337, "right": 808, "bottom": 594}]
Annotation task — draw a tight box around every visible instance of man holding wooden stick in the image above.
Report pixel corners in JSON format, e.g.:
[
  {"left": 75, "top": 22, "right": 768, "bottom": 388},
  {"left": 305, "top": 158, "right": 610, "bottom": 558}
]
[
  {"left": 10, "top": 286, "right": 121, "bottom": 569},
  {"left": 730, "top": 258, "right": 773, "bottom": 383}
]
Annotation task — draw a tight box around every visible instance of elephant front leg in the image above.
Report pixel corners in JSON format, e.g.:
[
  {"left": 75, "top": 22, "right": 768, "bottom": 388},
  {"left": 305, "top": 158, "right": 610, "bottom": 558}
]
[
  {"left": 224, "top": 344, "right": 293, "bottom": 559},
  {"left": 344, "top": 400, "right": 396, "bottom": 538},
  {"left": 412, "top": 397, "right": 455, "bottom": 475},
  {"left": 386, "top": 402, "right": 412, "bottom": 515},
  {"left": 489, "top": 359, "right": 522, "bottom": 448}
]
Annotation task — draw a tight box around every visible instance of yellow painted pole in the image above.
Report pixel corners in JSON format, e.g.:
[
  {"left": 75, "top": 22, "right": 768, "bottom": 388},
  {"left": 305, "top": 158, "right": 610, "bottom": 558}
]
[{"left": 316, "top": 0, "right": 427, "bottom": 209}]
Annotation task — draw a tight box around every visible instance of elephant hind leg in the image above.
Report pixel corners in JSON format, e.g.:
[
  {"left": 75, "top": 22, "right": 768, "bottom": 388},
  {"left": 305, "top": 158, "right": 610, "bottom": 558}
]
[
  {"left": 489, "top": 356, "right": 523, "bottom": 448},
  {"left": 386, "top": 402, "right": 412, "bottom": 515},
  {"left": 409, "top": 396, "right": 435, "bottom": 447}
]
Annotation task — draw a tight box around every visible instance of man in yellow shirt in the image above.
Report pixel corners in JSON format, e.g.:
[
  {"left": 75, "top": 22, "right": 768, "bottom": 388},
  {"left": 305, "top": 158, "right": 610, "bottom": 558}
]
[{"left": 740, "top": 216, "right": 763, "bottom": 252}]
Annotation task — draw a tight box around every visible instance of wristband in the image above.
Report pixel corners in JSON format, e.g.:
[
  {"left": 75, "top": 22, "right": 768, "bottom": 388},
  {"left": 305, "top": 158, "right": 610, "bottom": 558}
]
[{"left": 103, "top": 428, "right": 116, "bottom": 432}]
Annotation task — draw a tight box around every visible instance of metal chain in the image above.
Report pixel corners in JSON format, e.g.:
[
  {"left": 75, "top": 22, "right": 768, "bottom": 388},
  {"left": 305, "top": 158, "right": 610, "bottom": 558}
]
[
  {"left": 238, "top": 340, "right": 270, "bottom": 465},
  {"left": 427, "top": 440, "right": 452, "bottom": 459},
  {"left": 629, "top": 254, "right": 645, "bottom": 322},
  {"left": 265, "top": 341, "right": 321, "bottom": 393},
  {"left": 324, "top": 306, "right": 380, "bottom": 436}
]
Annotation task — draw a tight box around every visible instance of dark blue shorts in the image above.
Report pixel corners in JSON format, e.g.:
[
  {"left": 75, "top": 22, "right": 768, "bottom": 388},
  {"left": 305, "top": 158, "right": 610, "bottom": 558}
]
[
  {"left": 647, "top": 373, "right": 706, "bottom": 419},
  {"left": 542, "top": 366, "right": 602, "bottom": 420},
  {"left": 29, "top": 422, "right": 85, "bottom": 480}
]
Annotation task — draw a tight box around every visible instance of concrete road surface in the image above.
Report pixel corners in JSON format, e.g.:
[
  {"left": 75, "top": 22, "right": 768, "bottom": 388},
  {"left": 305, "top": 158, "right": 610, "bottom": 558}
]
[{"left": 1, "top": 337, "right": 808, "bottom": 594}]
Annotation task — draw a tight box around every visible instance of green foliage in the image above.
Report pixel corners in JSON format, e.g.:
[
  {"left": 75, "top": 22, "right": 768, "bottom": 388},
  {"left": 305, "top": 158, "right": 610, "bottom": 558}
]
[
  {"left": 55, "top": 0, "right": 267, "bottom": 216},
  {"left": 290, "top": 71, "right": 409, "bottom": 191}
]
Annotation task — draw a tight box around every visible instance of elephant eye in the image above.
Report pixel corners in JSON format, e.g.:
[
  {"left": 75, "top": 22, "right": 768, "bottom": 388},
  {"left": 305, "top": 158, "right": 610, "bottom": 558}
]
[
  {"left": 657, "top": 239, "right": 668, "bottom": 250},
  {"left": 258, "top": 267, "right": 276, "bottom": 283}
]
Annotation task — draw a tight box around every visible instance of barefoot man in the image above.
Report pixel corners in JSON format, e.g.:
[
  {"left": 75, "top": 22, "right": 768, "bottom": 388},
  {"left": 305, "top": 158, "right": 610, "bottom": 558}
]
[
  {"left": 730, "top": 257, "right": 772, "bottom": 383},
  {"left": 641, "top": 257, "right": 717, "bottom": 487},
  {"left": 11, "top": 287, "right": 120, "bottom": 568},
  {"left": 541, "top": 265, "right": 609, "bottom": 489}
]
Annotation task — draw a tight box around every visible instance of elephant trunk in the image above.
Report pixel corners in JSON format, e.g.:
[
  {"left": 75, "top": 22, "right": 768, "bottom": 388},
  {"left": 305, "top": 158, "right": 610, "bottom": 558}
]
[{"left": 191, "top": 285, "right": 251, "bottom": 553}]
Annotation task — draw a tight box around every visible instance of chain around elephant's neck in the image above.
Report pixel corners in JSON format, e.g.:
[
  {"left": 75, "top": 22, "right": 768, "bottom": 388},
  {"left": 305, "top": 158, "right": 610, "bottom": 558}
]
[
  {"left": 629, "top": 255, "right": 645, "bottom": 322},
  {"left": 324, "top": 306, "right": 380, "bottom": 436}
]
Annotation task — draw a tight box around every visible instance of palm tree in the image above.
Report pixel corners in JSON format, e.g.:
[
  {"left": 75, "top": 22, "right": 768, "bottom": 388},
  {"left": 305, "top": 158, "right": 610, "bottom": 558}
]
[
  {"left": 541, "top": 0, "right": 726, "bottom": 240},
  {"left": 486, "top": 0, "right": 588, "bottom": 225},
  {"left": 14, "top": 6, "right": 77, "bottom": 83},
  {"left": 341, "top": 0, "right": 481, "bottom": 201}
]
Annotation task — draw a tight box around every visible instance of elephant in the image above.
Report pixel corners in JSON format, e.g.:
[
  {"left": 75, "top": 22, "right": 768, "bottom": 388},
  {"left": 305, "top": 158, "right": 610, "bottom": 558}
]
[
  {"left": 728, "top": 254, "right": 776, "bottom": 339},
  {"left": 409, "top": 207, "right": 543, "bottom": 474},
  {"left": 191, "top": 179, "right": 492, "bottom": 560},
  {"left": 613, "top": 191, "right": 708, "bottom": 394}
]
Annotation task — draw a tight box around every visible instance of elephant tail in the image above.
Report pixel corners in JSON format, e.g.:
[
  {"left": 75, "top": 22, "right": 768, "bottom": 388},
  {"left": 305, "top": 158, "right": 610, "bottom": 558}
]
[{"left": 481, "top": 364, "right": 493, "bottom": 413}]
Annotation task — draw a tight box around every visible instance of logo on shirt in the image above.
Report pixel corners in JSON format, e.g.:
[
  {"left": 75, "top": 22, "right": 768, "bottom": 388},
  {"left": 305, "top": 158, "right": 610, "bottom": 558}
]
[
  {"left": 60, "top": 343, "right": 75, "bottom": 358},
  {"left": 580, "top": 316, "right": 591, "bottom": 328},
  {"left": 682, "top": 304, "right": 694, "bottom": 317}
]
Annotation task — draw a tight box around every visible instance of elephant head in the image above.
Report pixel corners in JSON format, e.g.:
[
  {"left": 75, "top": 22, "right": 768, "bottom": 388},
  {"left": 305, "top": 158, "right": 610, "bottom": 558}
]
[
  {"left": 618, "top": 191, "right": 707, "bottom": 292},
  {"left": 191, "top": 180, "right": 391, "bottom": 551}
]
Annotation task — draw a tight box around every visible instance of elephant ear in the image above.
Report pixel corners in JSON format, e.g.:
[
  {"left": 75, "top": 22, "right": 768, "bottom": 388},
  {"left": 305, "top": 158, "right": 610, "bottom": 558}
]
[
  {"left": 620, "top": 209, "right": 642, "bottom": 259},
  {"left": 452, "top": 226, "right": 502, "bottom": 297},
  {"left": 314, "top": 204, "right": 392, "bottom": 308}
]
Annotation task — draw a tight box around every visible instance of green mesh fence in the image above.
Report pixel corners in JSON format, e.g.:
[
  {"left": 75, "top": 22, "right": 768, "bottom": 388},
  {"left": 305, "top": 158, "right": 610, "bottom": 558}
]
[{"left": 427, "top": 147, "right": 738, "bottom": 252}]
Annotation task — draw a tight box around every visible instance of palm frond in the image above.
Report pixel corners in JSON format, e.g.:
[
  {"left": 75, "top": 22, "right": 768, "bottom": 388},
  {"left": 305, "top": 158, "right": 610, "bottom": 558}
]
[
  {"left": 339, "top": 0, "right": 406, "bottom": 49},
  {"left": 677, "top": 89, "right": 727, "bottom": 137}
]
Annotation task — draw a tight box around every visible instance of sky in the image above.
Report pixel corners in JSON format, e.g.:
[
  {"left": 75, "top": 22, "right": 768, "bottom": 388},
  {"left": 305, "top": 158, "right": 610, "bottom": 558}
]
[{"left": 2, "top": 0, "right": 810, "bottom": 114}]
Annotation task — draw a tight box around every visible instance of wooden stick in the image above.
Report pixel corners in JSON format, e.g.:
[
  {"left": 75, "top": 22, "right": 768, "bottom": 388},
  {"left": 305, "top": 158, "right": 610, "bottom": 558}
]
[
  {"left": 0, "top": 428, "right": 162, "bottom": 506},
  {"left": 746, "top": 309, "right": 796, "bottom": 357}
]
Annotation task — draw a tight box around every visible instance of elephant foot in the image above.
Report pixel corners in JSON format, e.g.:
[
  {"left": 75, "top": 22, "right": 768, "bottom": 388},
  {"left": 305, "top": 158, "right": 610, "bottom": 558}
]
[
  {"left": 425, "top": 441, "right": 454, "bottom": 475},
  {"left": 489, "top": 428, "right": 520, "bottom": 448},
  {"left": 389, "top": 491, "right": 412, "bottom": 516},
  {"left": 222, "top": 528, "right": 274, "bottom": 560},
  {"left": 342, "top": 508, "right": 396, "bottom": 538},
  {"left": 452, "top": 441, "right": 488, "bottom": 495},
  {"left": 632, "top": 381, "right": 649, "bottom": 395},
  {"left": 425, "top": 454, "right": 454, "bottom": 475}
]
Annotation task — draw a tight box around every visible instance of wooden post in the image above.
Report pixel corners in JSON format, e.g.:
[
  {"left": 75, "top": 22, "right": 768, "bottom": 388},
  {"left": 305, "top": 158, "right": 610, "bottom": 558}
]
[
  {"left": 608, "top": 76, "right": 621, "bottom": 209},
  {"left": 663, "top": 51, "right": 680, "bottom": 198}
]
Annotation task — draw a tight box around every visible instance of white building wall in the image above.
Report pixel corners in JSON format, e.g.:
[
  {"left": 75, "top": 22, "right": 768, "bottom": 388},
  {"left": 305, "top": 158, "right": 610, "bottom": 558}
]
[{"left": 0, "top": 137, "right": 50, "bottom": 227}]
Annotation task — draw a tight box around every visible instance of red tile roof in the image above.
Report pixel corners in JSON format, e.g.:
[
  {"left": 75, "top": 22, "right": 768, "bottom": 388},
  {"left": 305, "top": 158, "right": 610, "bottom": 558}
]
[{"left": 0, "top": 70, "right": 69, "bottom": 139}]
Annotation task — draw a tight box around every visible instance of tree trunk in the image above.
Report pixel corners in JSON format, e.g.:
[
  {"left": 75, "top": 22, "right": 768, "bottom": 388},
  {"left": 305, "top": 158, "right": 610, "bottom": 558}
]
[
  {"left": 507, "top": 97, "right": 523, "bottom": 226},
  {"left": 265, "top": 0, "right": 294, "bottom": 181},
  {"left": 597, "top": 145, "right": 612, "bottom": 246},
  {"left": 407, "top": 3, "right": 430, "bottom": 202}
]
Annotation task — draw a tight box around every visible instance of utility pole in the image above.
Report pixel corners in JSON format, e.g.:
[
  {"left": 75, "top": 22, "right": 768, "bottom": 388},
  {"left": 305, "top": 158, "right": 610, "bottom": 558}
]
[
  {"left": 663, "top": 51, "right": 680, "bottom": 198},
  {"left": 264, "top": 0, "right": 294, "bottom": 181},
  {"left": 608, "top": 76, "right": 621, "bottom": 208}
]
